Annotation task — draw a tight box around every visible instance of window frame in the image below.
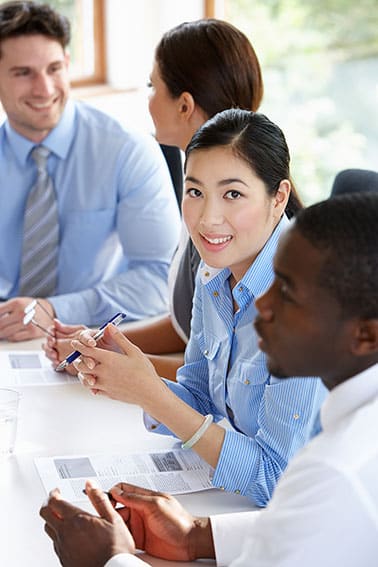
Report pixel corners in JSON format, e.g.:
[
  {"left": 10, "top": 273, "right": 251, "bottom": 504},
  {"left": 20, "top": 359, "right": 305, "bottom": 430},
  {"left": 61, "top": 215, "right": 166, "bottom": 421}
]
[
  {"left": 204, "top": 0, "right": 216, "bottom": 17},
  {"left": 70, "top": 0, "right": 106, "bottom": 87}
]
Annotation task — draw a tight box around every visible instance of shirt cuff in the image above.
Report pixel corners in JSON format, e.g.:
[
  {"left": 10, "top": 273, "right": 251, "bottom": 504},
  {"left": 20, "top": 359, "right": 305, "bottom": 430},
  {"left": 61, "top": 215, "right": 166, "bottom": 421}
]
[
  {"left": 105, "top": 553, "right": 147, "bottom": 567},
  {"left": 212, "top": 429, "right": 259, "bottom": 498},
  {"left": 210, "top": 511, "right": 261, "bottom": 566},
  {"left": 143, "top": 411, "right": 161, "bottom": 431},
  {"left": 49, "top": 288, "right": 94, "bottom": 325}
]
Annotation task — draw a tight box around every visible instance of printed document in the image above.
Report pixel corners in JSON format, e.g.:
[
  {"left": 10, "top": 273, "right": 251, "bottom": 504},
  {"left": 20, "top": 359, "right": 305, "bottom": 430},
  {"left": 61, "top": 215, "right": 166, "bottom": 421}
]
[
  {"left": 0, "top": 350, "right": 77, "bottom": 385},
  {"left": 35, "top": 449, "right": 214, "bottom": 501}
]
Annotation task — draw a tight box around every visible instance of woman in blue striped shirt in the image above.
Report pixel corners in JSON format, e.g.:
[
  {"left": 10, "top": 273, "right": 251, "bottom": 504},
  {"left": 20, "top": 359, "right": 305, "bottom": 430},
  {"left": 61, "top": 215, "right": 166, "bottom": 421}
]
[{"left": 73, "top": 109, "right": 327, "bottom": 506}]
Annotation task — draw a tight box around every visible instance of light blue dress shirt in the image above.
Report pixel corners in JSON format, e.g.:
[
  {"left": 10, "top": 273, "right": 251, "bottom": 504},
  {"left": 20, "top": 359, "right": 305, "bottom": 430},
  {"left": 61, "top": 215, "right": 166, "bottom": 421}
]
[
  {"left": 149, "top": 216, "right": 327, "bottom": 506},
  {"left": 0, "top": 100, "right": 181, "bottom": 324}
]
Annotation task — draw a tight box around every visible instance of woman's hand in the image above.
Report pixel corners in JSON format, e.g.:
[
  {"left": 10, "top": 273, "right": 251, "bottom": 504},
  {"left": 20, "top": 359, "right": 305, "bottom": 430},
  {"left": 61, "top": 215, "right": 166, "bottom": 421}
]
[
  {"left": 42, "top": 320, "right": 87, "bottom": 376},
  {"left": 72, "top": 324, "right": 165, "bottom": 408}
]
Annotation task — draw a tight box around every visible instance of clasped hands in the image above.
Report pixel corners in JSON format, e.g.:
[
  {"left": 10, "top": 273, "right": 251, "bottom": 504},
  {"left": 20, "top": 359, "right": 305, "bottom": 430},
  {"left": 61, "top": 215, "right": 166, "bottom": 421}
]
[
  {"left": 40, "top": 480, "right": 213, "bottom": 567},
  {"left": 44, "top": 317, "right": 162, "bottom": 402},
  {"left": 58, "top": 323, "right": 164, "bottom": 407}
]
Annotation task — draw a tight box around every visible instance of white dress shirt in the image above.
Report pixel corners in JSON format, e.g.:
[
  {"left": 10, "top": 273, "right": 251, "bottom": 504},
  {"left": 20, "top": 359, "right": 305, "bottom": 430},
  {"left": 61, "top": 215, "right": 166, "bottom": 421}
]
[{"left": 105, "top": 364, "right": 378, "bottom": 567}]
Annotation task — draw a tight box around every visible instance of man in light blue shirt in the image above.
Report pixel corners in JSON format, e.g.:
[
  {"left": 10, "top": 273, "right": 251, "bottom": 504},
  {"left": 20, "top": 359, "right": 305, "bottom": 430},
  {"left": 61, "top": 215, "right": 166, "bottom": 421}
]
[{"left": 0, "top": 1, "right": 180, "bottom": 341}]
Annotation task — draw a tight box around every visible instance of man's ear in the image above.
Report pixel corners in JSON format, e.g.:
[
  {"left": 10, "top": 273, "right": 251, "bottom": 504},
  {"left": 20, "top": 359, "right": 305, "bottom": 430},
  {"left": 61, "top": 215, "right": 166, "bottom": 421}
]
[
  {"left": 350, "top": 319, "right": 378, "bottom": 356},
  {"left": 64, "top": 50, "right": 70, "bottom": 67}
]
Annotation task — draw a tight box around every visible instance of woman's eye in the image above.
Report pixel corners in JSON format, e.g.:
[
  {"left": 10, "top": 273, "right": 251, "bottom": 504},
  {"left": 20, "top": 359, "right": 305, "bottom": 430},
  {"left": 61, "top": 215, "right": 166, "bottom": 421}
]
[
  {"left": 225, "top": 190, "right": 241, "bottom": 200},
  {"left": 186, "top": 188, "right": 202, "bottom": 198},
  {"left": 147, "top": 80, "right": 152, "bottom": 88}
]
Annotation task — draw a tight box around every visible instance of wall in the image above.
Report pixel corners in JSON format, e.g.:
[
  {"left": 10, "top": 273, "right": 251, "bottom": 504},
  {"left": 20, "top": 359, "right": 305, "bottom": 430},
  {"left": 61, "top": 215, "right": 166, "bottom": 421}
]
[
  {"left": 82, "top": 0, "right": 204, "bottom": 133},
  {"left": 105, "top": 0, "right": 204, "bottom": 90}
]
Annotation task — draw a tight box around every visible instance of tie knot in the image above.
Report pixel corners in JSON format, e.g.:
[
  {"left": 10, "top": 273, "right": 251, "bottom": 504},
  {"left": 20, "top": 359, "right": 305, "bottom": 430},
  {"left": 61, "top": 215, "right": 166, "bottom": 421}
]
[{"left": 31, "top": 146, "right": 50, "bottom": 170}]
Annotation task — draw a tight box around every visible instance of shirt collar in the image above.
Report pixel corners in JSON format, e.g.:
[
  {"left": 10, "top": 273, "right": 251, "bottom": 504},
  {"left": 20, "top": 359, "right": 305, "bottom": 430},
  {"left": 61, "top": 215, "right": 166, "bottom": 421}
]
[
  {"left": 242, "top": 215, "right": 290, "bottom": 298},
  {"left": 321, "top": 363, "right": 378, "bottom": 431},
  {"left": 200, "top": 214, "right": 290, "bottom": 297},
  {"left": 4, "top": 99, "right": 76, "bottom": 165},
  {"left": 200, "top": 264, "right": 225, "bottom": 284}
]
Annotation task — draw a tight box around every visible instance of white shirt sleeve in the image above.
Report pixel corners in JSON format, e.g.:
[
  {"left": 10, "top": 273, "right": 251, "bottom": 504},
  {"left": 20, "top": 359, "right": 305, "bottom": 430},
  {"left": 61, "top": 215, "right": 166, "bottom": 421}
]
[
  {"left": 105, "top": 553, "right": 147, "bottom": 567},
  {"left": 210, "top": 511, "right": 262, "bottom": 566},
  {"left": 229, "top": 456, "right": 378, "bottom": 567}
]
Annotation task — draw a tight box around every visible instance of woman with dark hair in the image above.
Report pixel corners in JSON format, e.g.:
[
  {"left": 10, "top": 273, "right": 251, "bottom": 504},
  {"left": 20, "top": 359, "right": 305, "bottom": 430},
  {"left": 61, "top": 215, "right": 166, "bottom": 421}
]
[
  {"left": 45, "top": 18, "right": 266, "bottom": 379},
  {"left": 72, "top": 109, "right": 326, "bottom": 507}
]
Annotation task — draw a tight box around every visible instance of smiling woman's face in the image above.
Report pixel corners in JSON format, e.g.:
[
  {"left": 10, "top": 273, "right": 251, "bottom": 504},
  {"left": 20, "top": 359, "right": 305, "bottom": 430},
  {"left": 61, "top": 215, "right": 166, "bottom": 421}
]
[{"left": 182, "top": 146, "right": 281, "bottom": 282}]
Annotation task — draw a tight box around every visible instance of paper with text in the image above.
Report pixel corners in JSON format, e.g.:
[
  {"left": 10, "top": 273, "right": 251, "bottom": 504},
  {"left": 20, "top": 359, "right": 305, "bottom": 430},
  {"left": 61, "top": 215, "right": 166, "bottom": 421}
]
[
  {"left": 35, "top": 449, "right": 214, "bottom": 501},
  {"left": 0, "top": 351, "right": 77, "bottom": 385}
]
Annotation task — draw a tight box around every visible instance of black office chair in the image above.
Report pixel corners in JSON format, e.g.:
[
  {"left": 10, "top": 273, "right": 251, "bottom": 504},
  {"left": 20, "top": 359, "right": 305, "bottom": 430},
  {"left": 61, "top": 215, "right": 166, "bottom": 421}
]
[
  {"left": 160, "top": 143, "right": 183, "bottom": 208},
  {"left": 330, "top": 168, "right": 378, "bottom": 197}
]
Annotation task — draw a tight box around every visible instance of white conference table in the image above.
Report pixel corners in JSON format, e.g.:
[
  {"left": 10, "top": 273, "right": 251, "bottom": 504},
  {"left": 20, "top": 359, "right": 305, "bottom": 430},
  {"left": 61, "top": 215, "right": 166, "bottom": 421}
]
[{"left": 0, "top": 329, "right": 254, "bottom": 566}]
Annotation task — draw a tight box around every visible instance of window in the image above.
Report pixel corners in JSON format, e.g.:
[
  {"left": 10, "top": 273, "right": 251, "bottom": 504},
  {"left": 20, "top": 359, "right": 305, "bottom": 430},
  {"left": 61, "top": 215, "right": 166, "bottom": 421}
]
[
  {"left": 0, "top": 0, "right": 105, "bottom": 86},
  {"left": 209, "top": 0, "right": 378, "bottom": 204},
  {"left": 46, "top": 0, "right": 105, "bottom": 86}
]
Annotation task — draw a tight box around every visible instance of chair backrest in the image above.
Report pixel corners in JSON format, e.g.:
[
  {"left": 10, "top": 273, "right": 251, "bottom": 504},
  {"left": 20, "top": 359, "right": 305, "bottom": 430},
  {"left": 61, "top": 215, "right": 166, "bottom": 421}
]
[
  {"left": 160, "top": 143, "right": 183, "bottom": 208},
  {"left": 330, "top": 168, "right": 378, "bottom": 197}
]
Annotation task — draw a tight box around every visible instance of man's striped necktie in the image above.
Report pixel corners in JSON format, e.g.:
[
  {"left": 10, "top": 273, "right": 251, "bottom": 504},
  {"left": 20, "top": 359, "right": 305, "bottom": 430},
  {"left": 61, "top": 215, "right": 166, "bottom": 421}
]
[{"left": 18, "top": 146, "right": 59, "bottom": 297}]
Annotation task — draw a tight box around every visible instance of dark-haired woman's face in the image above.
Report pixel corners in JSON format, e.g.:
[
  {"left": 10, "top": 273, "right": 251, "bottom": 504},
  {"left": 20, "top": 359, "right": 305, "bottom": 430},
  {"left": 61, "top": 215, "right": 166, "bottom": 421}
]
[
  {"left": 148, "top": 61, "right": 182, "bottom": 147},
  {"left": 183, "top": 146, "right": 283, "bottom": 282}
]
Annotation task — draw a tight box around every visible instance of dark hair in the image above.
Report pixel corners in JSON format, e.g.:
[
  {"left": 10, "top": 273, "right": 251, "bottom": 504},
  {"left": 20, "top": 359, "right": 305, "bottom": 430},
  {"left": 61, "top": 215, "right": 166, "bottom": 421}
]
[
  {"left": 185, "top": 108, "right": 302, "bottom": 218},
  {"left": 295, "top": 192, "right": 378, "bottom": 318},
  {"left": 155, "top": 19, "right": 263, "bottom": 117},
  {"left": 0, "top": 1, "right": 70, "bottom": 55}
]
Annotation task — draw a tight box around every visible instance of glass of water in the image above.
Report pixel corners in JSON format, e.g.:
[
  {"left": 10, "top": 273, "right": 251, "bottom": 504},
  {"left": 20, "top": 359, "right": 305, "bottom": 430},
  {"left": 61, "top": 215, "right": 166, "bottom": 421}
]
[{"left": 0, "top": 389, "right": 20, "bottom": 458}]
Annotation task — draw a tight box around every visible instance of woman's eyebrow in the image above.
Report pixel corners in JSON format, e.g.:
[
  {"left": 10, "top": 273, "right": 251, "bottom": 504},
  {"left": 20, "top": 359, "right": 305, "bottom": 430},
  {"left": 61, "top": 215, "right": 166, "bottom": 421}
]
[
  {"left": 217, "top": 178, "right": 249, "bottom": 187},
  {"left": 184, "top": 175, "right": 202, "bottom": 185},
  {"left": 185, "top": 175, "right": 248, "bottom": 187}
]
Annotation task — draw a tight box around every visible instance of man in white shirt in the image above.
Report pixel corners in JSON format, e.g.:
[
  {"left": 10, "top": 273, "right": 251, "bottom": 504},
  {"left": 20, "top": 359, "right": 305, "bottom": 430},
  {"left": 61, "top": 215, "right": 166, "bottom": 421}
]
[{"left": 40, "top": 192, "right": 378, "bottom": 567}]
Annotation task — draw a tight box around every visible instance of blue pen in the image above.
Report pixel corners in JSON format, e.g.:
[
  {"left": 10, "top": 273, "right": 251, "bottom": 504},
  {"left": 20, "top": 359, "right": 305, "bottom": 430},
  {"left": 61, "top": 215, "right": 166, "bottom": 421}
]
[{"left": 55, "top": 312, "right": 126, "bottom": 371}]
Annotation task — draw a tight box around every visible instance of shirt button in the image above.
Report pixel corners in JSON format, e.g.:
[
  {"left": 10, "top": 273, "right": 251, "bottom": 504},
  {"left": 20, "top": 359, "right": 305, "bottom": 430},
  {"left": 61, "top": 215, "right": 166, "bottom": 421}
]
[
  {"left": 213, "top": 291, "right": 219, "bottom": 297},
  {"left": 293, "top": 413, "right": 300, "bottom": 420},
  {"left": 150, "top": 424, "right": 157, "bottom": 430},
  {"left": 244, "top": 379, "right": 250, "bottom": 385},
  {"left": 204, "top": 349, "right": 209, "bottom": 356},
  {"left": 204, "top": 271, "right": 210, "bottom": 277},
  {"left": 234, "top": 489, "right": 241, "bottom": 494},
  {"left": 238, "top": 286, "right": 243, "bottom": 292},
  {"left": 220, "top": 486, "right": 225, "bottom": 491}
]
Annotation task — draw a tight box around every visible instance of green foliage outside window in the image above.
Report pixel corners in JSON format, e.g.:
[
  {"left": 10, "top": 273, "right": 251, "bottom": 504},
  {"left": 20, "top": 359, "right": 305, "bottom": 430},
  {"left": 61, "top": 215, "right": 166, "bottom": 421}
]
[{"left": 225, "top": 0, "right": 378, "bottom": 203}]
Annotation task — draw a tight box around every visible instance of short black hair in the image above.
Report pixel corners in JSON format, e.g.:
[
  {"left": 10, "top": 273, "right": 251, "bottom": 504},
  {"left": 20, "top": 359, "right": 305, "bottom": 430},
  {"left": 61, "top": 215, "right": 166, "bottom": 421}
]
[
  {"left": 295, "top": 192, "right": 378, "bottom": 318},
  {"left": 0, "top": 1, "right": 70, "bottom": 55}
]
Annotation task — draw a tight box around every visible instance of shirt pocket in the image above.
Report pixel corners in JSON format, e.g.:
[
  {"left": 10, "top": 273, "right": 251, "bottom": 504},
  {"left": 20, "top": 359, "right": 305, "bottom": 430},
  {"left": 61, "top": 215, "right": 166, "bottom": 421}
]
[
  {"left": 59, "top": 209, "right": 117, "bottom": 287},
  {"left": 234, "top": 354, "right": 269, "bottom": 387},
  {"left": 197, "top": 331, "right": 222, "bottom": 361},
  {"left": 61, "top": 208, "right": 115, "bottom": 249},
  {"left": 226, "top": 357, "right": 269, "bottom": 435}
]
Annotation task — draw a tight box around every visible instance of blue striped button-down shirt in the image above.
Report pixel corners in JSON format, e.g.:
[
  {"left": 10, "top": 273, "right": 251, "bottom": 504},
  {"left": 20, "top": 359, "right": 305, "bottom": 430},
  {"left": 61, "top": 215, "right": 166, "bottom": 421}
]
[{"left": 150, "top": 216, "right": 327, "bottom": 506}]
